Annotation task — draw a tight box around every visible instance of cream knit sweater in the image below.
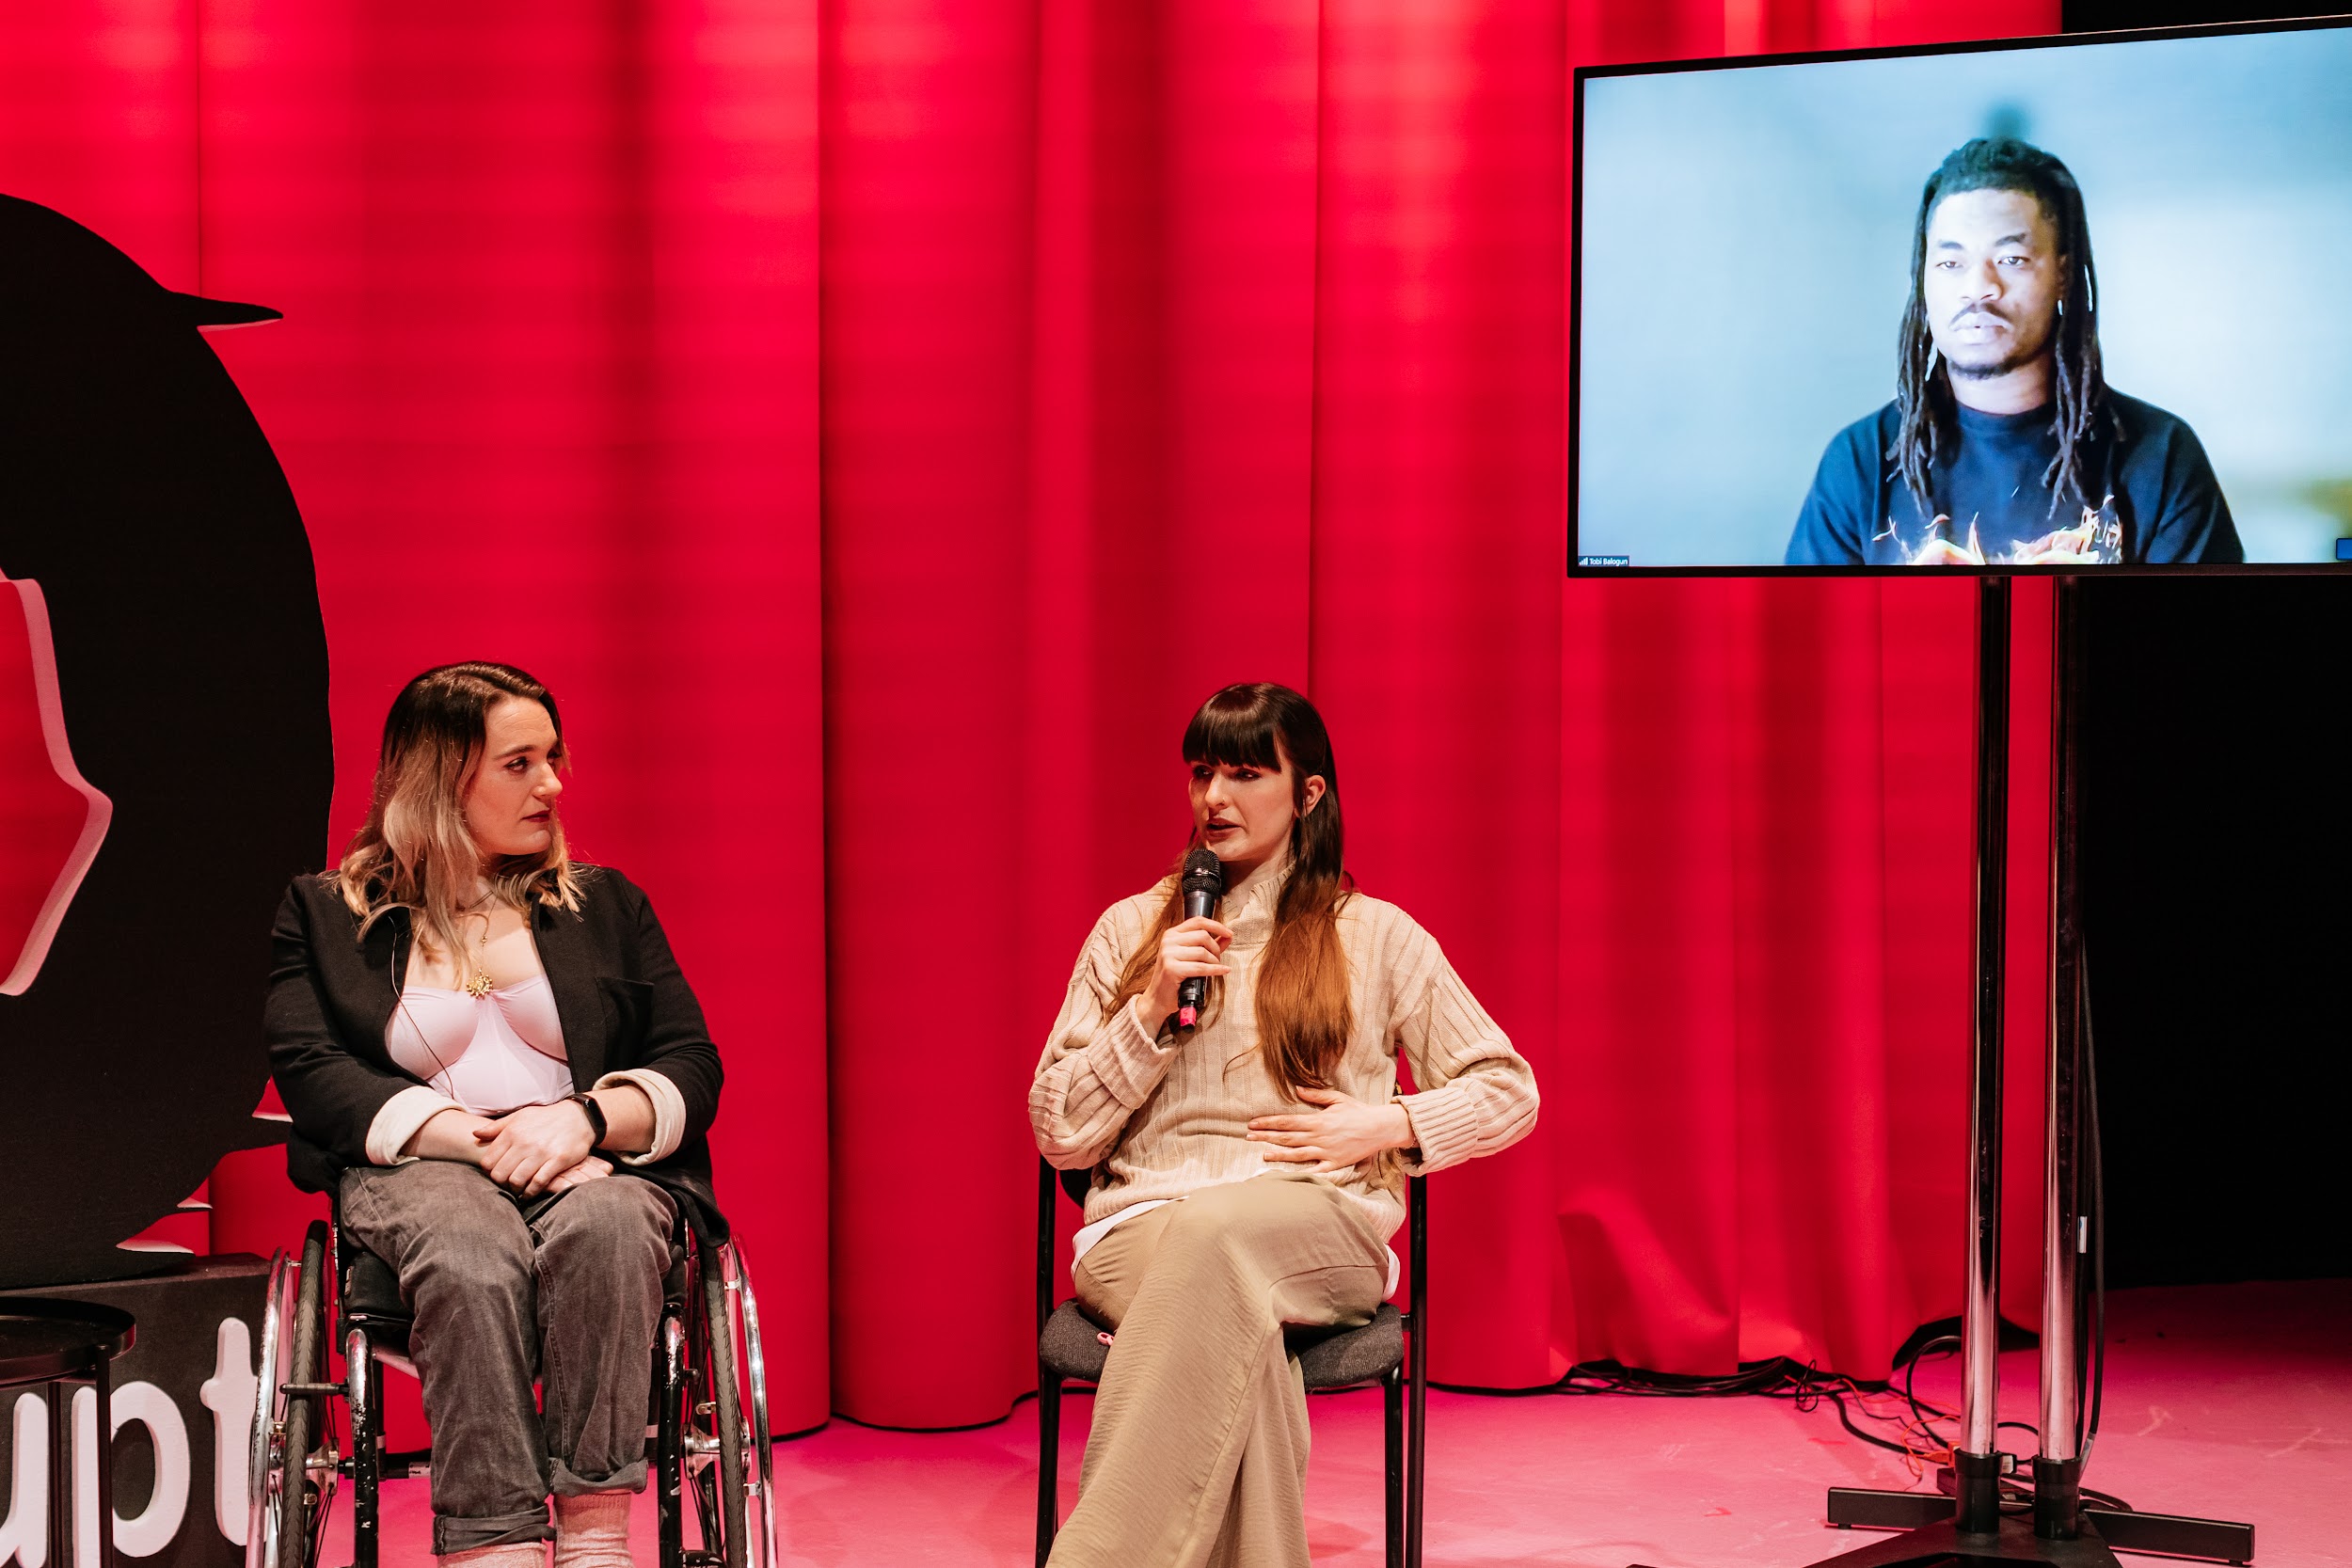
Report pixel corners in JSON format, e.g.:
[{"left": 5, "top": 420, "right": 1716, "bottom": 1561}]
[{"left": 1029, "top": 854, "right": 1539, "bottom": 1242}]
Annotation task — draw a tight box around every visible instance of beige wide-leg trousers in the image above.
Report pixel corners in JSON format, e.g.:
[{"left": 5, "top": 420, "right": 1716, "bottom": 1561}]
[{"left": 1048, "top": 1173, "right": 1391, "bottom": 1568}]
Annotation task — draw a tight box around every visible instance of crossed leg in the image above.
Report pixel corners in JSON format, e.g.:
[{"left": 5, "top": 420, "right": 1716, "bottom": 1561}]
[{"left": 1047, "top": 1174, "right": 1389, "bottom": 1568}]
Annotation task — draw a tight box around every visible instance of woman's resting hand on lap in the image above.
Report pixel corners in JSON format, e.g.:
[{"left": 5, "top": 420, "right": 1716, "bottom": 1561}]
[
  {"left": 542, "top": 1153, "right": 612, "bottom": 1193},
  {"left": 1247, "top": 1087, "right": 1415, "bottom": 1174},
  {"left": 400, "top": 1095, "right": 644, "bottom": 1195},
  {"left": 472, "top": 1101, "right": 599, "bottom": 1195}
]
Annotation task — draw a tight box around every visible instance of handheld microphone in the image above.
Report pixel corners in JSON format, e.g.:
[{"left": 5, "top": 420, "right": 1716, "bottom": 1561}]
[{"left": 1177, "top": 847, "right": 1226, "bottom": 1029}]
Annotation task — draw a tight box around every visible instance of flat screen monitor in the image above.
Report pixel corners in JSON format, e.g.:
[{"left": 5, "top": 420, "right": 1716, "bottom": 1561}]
[{"left": 1569, "top": 17, "right": 2352, "bottom": 574}]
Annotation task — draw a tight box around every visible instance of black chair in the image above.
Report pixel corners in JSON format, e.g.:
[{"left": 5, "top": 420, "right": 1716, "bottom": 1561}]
[
  {"left": 246, "top": 1201, "right": 774, "bottom": 1568},
  {"left": 0, "top": 1298, "right": 136, "bottom": 1568},
  {"left": 1033, "top": 1161, "right": 1427, "bottom": 1567}
]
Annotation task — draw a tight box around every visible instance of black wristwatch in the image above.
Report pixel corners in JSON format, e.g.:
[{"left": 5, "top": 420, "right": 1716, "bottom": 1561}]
[{"left": 567, "top": 1091, "right": 608, "bottom": 1148}]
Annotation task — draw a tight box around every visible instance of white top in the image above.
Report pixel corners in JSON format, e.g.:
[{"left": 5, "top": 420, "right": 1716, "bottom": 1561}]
[
  {"left": 361, "top": 971, "right": 690, "bottom": 1170},
  {"left": 387, "top": 974, "right": 572, "bottom": 1113}
]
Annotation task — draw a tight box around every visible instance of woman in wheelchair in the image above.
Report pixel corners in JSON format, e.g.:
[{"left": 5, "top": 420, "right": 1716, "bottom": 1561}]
[
  {"left": 265, "top": 663, "right": 727, "bottom": 1568},
  {"left": 1029, "top": 682, "right": 1539, "bottom": 1568}
]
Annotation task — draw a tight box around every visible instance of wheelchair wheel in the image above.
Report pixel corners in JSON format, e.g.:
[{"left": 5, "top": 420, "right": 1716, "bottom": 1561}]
[
  {"left": 287, "top": 1223, "right": 338, "bottom": 1568},
  {"left": 247, "top": 1223, "right": 335, "bottom": 1568},
  {"left": 686, "top": 1245, "right": 746, "bottom": 1568},
  {"left": 246, "top": 1243, "right": 294, "bottom": 1568},
  {"left": 714, "top": 1241, "right": 776, "bottom": 1568}
]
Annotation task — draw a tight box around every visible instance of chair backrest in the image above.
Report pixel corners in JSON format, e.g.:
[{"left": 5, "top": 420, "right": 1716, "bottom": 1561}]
[{"left": 1034, "top": 1156, "right": 1426, "bottom": 1337}]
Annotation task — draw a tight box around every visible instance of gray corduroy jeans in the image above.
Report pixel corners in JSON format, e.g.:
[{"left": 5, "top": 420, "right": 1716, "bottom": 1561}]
[{"left": 340, "top": 1160, "right": 676, "bottom": 1554}]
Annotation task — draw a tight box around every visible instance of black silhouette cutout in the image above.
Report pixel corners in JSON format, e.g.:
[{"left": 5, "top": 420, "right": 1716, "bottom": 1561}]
[{"left": 0, "top": 194, "right": 332, "bottom": 1288}]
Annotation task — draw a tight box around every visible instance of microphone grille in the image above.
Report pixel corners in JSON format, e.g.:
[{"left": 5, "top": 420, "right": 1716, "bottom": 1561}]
[{"left": 1181, "top": 847, "right": 1225, "bottom": 896}]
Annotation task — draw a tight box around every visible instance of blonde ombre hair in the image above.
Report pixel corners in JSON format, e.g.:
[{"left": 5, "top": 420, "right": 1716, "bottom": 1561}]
[{"left": 336, "top": 662, "right": 583, "bottom": 987}]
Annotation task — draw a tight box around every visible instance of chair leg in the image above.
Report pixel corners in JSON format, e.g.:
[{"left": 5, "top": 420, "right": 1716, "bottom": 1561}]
[
  {"left": 1035, "top": 1374, "right": 1062, "bottom": 1567},
  {"left": 1383, "top": 1368, "right": 1405, "bottom": 1568},
  {"left": 1406, "top": 1359, "right": 1426, "bottom": 1568}
]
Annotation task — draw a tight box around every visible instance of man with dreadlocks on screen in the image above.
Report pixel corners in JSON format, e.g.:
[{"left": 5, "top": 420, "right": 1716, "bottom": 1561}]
[{"left": 1788, "top": 137, "right": 2242, "bottom": 566}]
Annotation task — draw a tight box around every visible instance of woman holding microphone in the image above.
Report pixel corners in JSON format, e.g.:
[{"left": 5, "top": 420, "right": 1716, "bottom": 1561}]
[{"left": 1030, "top": 682, "right": 1539, "bottom": 1568}]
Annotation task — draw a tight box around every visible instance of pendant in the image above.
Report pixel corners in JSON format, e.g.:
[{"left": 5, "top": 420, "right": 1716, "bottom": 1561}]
[{"left": 465, "top": 973, "right": 496, "bottom": 999}]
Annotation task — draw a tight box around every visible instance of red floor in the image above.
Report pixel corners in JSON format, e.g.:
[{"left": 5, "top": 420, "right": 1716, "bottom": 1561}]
[{"left": 332, "top": 1279, "right": 2349, "bottom": 1566}]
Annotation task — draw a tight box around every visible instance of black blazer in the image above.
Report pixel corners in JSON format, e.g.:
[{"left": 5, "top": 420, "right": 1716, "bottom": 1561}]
[{"left": 264, "top": 864, "right": 726, "bottom": 1239}]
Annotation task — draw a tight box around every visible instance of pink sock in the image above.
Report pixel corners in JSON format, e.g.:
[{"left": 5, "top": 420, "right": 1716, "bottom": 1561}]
[{"left": 552, "top": 1490, "right": 635, "bottom": 1568}]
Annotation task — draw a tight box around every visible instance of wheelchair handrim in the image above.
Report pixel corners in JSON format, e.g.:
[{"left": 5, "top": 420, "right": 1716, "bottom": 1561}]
[
  {"left": 246, "top": 1249, "right": 297, "bottom": 1568},
  {"left": 721, "top": 1241, "right": 775, "bottom": 1568}
]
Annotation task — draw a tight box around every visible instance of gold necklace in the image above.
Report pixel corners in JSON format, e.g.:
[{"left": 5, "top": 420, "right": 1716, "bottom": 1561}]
[{"left": 465, "top": 896, "right": 498, "bottom": 998}]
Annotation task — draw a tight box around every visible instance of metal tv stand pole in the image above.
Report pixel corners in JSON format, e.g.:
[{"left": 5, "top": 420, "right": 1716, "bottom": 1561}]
[{"left": 1805, "top": 577, "right": 2253, "bottom": 1568}]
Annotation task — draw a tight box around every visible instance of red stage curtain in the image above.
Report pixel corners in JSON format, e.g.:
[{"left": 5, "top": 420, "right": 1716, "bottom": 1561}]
[
  {"left": 6, "top": 0, "right": 2060, "bottom": 1434},
  {"left": 819, "top": 0, "right": 2057, "bottom": 1426},
  {"left": 1560, "top": 576, "right": 2056, "bottom": 1378},
  {"left": 0, "top": 1, "right": 828, "bottom": 1433}
]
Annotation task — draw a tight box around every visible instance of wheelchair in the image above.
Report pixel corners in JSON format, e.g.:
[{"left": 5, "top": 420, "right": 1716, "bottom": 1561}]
[{"left": 246, "top": 1197, "right": 775, "bottom": 1568}]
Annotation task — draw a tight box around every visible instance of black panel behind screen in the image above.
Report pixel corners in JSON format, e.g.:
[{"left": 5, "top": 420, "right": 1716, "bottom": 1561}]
[
  {"left": 2081, "top": 577, "right": 2352, "bottom": 1287},
  {"left": 2064, "top": 2, "right": 2344, "bottom": 33}
]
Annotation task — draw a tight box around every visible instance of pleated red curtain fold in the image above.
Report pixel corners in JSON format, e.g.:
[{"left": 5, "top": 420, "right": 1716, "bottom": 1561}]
[
  {"left": 1306, "top": 0, "right": 1570, "bottom": 1391},
  {"left": 822, "top": 0, "right": 1353, "bottom": 1425},
  {"left": 1559, "top": 578, "right": 2056, "bottom": 1378},
  {"left": 5, "top": 0, "right": 2059, "bottom": 1434}
]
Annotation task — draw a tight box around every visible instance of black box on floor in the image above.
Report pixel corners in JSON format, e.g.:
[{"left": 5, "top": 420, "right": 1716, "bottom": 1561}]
[{"left": 2, "top": 1256, "right": 270, "bottom": 1568}]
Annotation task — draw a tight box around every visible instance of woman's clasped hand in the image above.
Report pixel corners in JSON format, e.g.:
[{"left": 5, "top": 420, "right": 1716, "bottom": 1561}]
[{"left": 469, "top": 1100, "right": 609, "bottom": 1195}]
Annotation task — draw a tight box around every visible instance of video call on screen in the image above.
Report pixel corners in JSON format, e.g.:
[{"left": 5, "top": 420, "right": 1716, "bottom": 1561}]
[{"left": 1570, "top": 22, "right": 2352, "bottom": 572}]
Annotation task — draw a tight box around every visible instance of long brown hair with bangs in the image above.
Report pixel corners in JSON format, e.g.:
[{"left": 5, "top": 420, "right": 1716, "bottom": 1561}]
[
  {"left": 335, "top": 662, "right": 583, "bottom": 987},
  {"left": 1106, "top": 683, "right": 1356, "bottom": 1099}
]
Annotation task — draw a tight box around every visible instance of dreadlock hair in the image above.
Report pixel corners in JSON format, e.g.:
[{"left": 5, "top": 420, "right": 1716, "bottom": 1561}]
[{"left": 1894, "top": 137, "right": 2118, "bottom": 519}]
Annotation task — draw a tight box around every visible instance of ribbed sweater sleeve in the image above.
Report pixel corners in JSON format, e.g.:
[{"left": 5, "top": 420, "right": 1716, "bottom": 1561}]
[
  {"left": 1381, "top": 914, "right": 1540, "bottom": 1175},
  {"left": 1029, "top": 898, "right": 1176, "bottom": 1169}
]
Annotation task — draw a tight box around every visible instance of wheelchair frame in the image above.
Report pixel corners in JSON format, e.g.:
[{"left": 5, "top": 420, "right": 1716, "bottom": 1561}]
[{"left": 246, "top": 1203, "right": 775, "bottom": 1568}]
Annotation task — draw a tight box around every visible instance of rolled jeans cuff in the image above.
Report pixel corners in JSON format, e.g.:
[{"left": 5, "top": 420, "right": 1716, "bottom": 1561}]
[
  {"left": 433, "top": 1506, "right": 553, "bottom": 1555},
  {"left": 550, "top": 1458, "right": 650, "bottom": 1497}
]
